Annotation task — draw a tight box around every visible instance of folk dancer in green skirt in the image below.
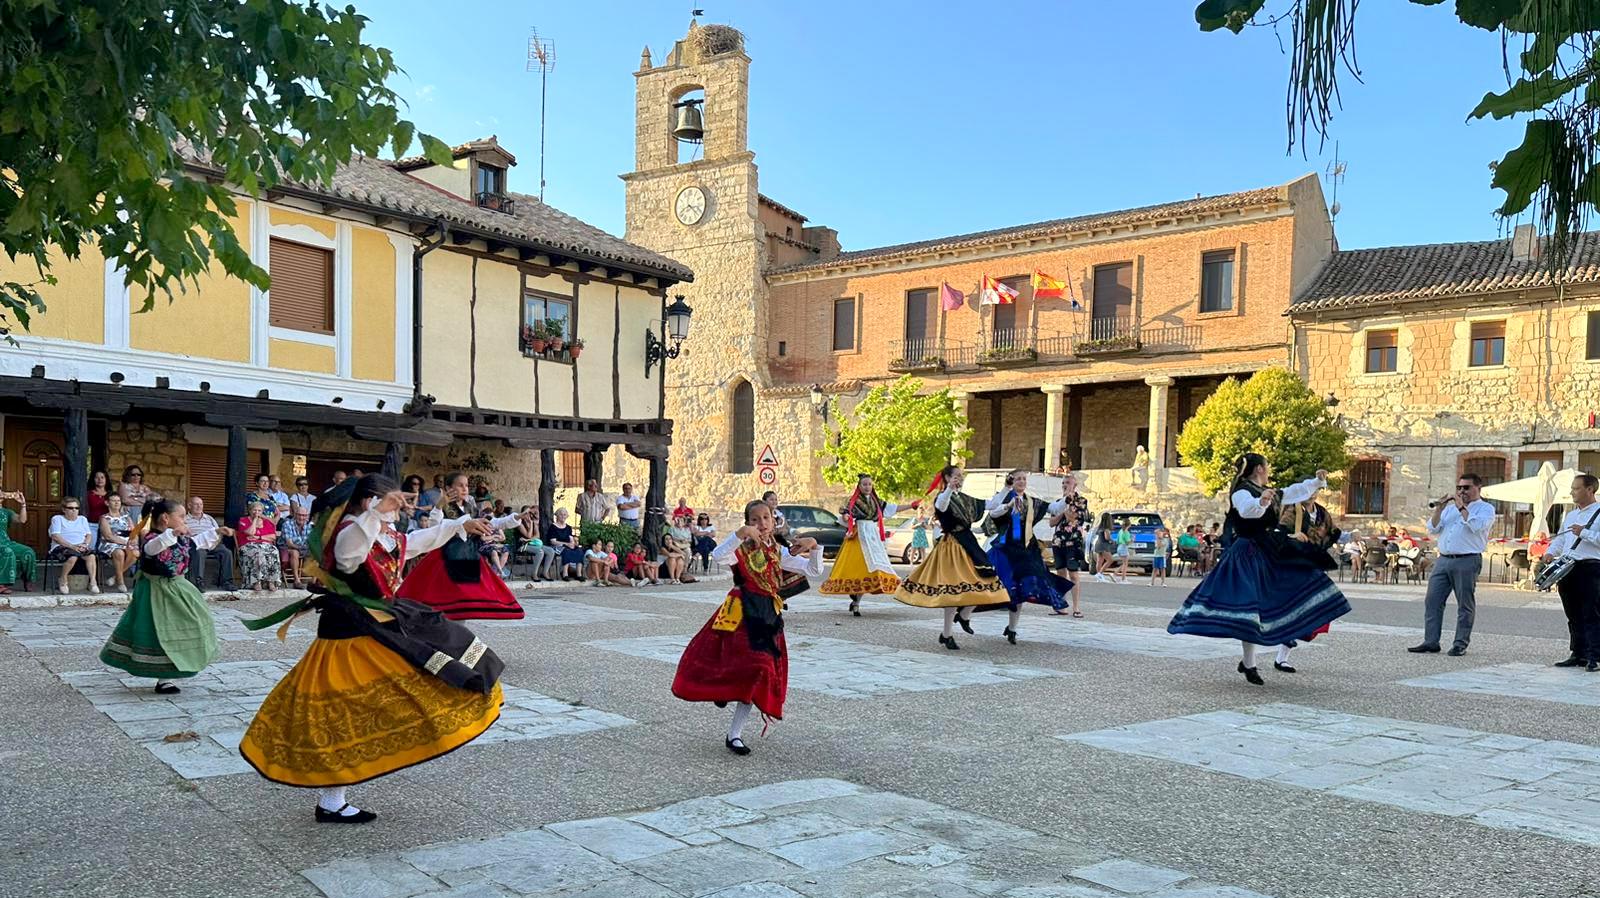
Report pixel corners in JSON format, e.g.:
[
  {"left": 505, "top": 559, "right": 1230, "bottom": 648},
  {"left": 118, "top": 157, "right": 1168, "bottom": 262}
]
[
  {"left": 0, "top": 490, "right": 38, "bottom": 594},
  {"left": 100, "top": 498, "right": 221, "bottom": 694}
]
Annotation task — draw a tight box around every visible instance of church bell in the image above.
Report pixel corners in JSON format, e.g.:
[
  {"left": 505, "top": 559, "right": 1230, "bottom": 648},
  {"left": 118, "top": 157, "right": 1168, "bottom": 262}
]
[{"left": 672, "top": 99, "right": 704, "bottom": 143}]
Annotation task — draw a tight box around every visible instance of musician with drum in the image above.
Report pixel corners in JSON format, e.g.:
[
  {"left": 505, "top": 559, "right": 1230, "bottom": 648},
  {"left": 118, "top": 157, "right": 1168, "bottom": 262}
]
[{"left": 1548, "top": 472, "right": 1600, "bottom": 672}]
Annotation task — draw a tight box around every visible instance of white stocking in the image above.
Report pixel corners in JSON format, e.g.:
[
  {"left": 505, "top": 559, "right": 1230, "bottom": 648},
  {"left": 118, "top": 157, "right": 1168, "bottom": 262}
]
[
  {"left": 942, "top": 608, "right": 956, "bottom": 638},
  {"left": 1240, "top": 642, "right": 1258, "bottom": 668},
  {"left": 1276, "top": 644, "right": 1293, "bottom": 665},
  {"left": 317, "top": 786, "right": 362, "bottom": 816},
  {"left": 728, "top": 702, "right": 753, "bottom": 741},
  {"left": 1007, "top": 608, "right": 1021, "bottom": 630}
]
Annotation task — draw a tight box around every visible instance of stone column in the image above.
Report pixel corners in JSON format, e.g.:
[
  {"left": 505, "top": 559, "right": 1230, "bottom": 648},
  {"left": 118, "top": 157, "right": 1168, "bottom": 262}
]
[
  {"left": 1145, "top": 376, "right": 1174, "bottom": 469},
  {"left": 950, "top": 391, "right": 972, "bottom": 464},
  {"left": 583, "top": 445, "right": 608, "bottom": 488},
  {"left": 1042, "top": 384, "right": 1067, "bottom": 472}
]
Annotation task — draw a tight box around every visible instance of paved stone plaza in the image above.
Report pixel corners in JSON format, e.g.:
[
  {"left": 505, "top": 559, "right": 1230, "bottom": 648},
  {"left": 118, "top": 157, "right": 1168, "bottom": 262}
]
[{"left": 1, "top": 577, "right": 1594, "bottom": 898}]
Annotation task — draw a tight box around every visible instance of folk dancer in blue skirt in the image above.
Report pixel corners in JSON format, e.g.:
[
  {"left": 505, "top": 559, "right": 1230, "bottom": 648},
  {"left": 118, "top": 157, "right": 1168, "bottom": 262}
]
[
  {"left": 1168, "top": 453, "right": 1350, "bottom": 684},
  {"left": 975, "top": 468, "right": 1073, "bottom": 645}
]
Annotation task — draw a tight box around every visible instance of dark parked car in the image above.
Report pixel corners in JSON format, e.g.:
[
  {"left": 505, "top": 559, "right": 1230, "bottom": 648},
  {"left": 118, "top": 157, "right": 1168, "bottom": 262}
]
[{"left": 778, "top": 505, "right": 847, "bottom": 559}]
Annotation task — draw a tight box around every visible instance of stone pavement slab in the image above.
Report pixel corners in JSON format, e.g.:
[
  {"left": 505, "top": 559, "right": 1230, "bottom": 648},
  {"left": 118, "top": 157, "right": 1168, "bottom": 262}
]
[
  {"left": 1399, "top": 662, "right": 1600, "bottom": 708},
  {"left": 58, "top": 661, "right": 634, "bottom": 778},
  {"left": 0, "top": 606, "right": 312, "bottom": 650},
  {"left": 586, "top": 633, "right": 1062, "bottom": 698},
  {"left": 296, "top": 780, "right": 1277, "bottom": 897},
  {"left": 897, "top": 615, "right": 1241, "bottom": 660},
  {"left": 1061, "top": 703, "right": 1600, "bottom": 846},
  {"left": 641, "top": 587, "right": 899, "bottom": 614},
  {"left": 474, "top": 599, "right": 663, "bottom": 628}
]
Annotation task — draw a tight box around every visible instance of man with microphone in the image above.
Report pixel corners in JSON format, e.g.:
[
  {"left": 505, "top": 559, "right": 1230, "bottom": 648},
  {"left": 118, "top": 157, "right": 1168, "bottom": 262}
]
[{"left": 1409, "top": 472, "right": 1496, "bottom": 656}]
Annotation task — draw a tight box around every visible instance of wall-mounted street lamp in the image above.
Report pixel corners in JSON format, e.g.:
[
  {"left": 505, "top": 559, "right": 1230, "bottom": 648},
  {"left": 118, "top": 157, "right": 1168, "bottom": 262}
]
[
  {"left": 645, "top": 295, "right": 694, "bottom": 378},
  {"left": 809, "top": 383, "right": 829, "bottom": 424}
]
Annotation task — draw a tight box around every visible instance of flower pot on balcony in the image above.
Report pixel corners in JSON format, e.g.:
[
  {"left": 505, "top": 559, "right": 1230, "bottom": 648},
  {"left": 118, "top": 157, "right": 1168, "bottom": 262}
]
[
  {"left": 888, "top": 356, "right": 945, "bottom": 373},
  {"left": 548, "top": 338, "right": 565, "bottom": 353},
  {"left": 1075, "top": 335, "right": 1139, "bottom": 356},
  {"left": 976, "top": 347, "right": 1038, "bottom": 368},
  {"left": 528, "top": 337, "right": 547, "bottom": 354},
  {"left": 569, "top": 342, "right": 584, "bottom": 359}
]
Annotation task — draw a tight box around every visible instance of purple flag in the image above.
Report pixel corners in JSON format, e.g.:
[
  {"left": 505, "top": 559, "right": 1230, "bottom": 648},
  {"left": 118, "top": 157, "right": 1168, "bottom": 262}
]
[{"left": 940, "top": 282, "right": 964, "bottom": 311}]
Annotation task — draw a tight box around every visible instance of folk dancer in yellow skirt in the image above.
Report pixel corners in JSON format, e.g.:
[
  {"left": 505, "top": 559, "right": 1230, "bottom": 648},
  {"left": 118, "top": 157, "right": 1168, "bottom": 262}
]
[
  {"left": 239, "top": 474, "right": 505, "bottom": 824},
  {"left": 894, "top": 465, "right": 1008, "bottom": 650},
  {"left": 820, "top": 474, "right": 916, "bottom": 615},
  {"left": 99, "top": 498, "right": 223, "bottom": 693}
]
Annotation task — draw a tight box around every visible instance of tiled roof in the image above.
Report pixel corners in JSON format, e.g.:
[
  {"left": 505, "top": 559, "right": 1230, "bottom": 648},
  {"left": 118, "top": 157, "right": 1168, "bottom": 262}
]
[
  {"left": 179, "top": 140, "right": 691, "bottom": 283},
  {"left": 1289, "top": 233, "right": 1600, "bottom": 314},
  {"left": 759, "top": 194, "right": 807, "bottom": 223},
  {"left": 772, "top": 184, "right": 1289, "bottom": 274}
]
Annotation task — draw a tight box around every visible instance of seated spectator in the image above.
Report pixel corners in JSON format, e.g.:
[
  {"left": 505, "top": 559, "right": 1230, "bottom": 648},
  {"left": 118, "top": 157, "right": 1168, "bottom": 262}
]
[
  {"left": 245, "top": 473, "right": 279, "bottom": 520},
  {"left": 672, "top": 497, "right": 694, "bottom": 521},
  {"left": 0, "top": 489, "right": 37, "bottom": 594},
  {"left": 546, "top": 508, "right": 584, "bottom": 580},
  {"left": 288, "top": 476, "right": 315, "bottom": 516},
  {"left": 268, "top": 475, "right": 291, "bottom": 522},
  {"left": 478, "top": 507, "right": 511, "bottom": 578},
  {"left": 329, "top": 470, "right": 349, "bottom": 489},
  {"left": 279, "top": 504, "right": 312, "bottom": 589},
  {"left": 603, "top": 540, "right": 633, "bottom": 587},
  {"left": 48, "top": 497, "right": 98, "bottom": 596},
  {"left": 584, "top": 539, "right": 612, "bottom": 587},
  {"left": 516, "top": 507, "right": 559, "bottom": 581},
  {"left": 662, "top": 513, "right": 697, "bottom": 584},
  {"left": 624, "top": 542, "right": 661, "bottom": 585},
  {"left": 96, "top": 493, "right": 136, "bottom": 593},
  {"left": 86, "top": 470, "right": 113, "bottom": 524},
  {"left": 471, "top": 477, "right": 494, "bottom": 508},
  {"left": 691, "top": 513, "right": 717, "bottom": 572},
  {"left": 118, "top": 464, "right": 157, "bottom": 508},
  {"left": 184, "top": 497, "right": 236, "bottom": 590},
  {"left": 237, "top": 501, "right": 283, "bottom": 591},
  {"left": 415, "top": 474, "right": 443, "bottom": 526}
]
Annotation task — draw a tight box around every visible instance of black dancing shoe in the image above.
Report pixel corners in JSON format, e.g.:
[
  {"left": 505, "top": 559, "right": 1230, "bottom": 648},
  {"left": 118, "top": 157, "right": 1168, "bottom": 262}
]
[
  {"left": 1273, "top": 661, "right": 1297, "bottom": 673},
  {"left": 1555, "top": 655, "right": 1585, "bottom": 668},
  {"left": 1406, "top": 644, "right": 1441, "bottom": 654},
  {"left": 1588, "top": 660, "right": 1599, "bottom": 672},
  {"left": 849, "top": 597, "right": 861, "bottom": 617},
  {"left": 1237, "top": 662, "right": 1265, "bottom": 685},
  {"left": 956, "top": 614, "right": 974, "bottom": 635},
  {"left": 315, "top": 804, "right": 378, "bottom": 824},
  {"left": 939, "top": 635, "right": 960, "bottom": 651},
  {"left": 714, "top": 701, "right": 728, "bottom": 708},
  {"left": 1003, "top": 627, "right": 1017, "bottom": 645},
  {"left": 725, "top": 737, "right": 751, "bottom": 756},
  {"left": 154, "top": 682, "right": 180, "bottom": 695}
]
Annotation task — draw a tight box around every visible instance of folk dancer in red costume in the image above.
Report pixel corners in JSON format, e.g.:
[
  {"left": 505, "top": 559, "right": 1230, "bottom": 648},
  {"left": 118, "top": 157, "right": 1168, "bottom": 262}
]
[
  {"left": 672, "top": 499, "right": 822, "bottom": 756},
  {"left": 397, "top": 470, "right": 525, "bottom": 620}
]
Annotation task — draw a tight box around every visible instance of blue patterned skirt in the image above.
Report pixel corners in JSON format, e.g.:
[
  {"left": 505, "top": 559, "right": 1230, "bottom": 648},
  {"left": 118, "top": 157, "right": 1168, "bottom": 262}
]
[
  {"left": 1167, "top": 537, "right": 1349, "bottom": 645},
  {"left": 987, "top": 540, "right": 1071, "bottom": 611}
]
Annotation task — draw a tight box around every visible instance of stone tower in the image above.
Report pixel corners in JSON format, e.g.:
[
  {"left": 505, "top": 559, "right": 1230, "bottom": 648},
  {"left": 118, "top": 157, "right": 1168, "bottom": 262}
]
[{"left": 622, "top": 22, "right": 771, "bottom": 510}]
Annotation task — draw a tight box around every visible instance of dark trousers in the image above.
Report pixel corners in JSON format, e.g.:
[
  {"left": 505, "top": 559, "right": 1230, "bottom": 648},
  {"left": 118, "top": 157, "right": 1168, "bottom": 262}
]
[
  {"left": 1423, "top": 554, "right": 1481, "bottom": 649},
  {"left": 1557, "top": 560, "right": 1600, "bottom": 661},
  {"left": 188, "top": 543, "right": 236, "bottom": 590}
]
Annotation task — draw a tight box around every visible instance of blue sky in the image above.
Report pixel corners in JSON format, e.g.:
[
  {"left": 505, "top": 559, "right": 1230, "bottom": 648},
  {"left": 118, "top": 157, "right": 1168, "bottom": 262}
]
[{"left": 354, "top": 0, "right": 1523, "bottom": 253}]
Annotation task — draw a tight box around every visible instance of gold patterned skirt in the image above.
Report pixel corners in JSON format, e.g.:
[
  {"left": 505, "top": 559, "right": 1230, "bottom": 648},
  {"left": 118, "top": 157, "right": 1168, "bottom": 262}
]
[
  {"left": 239, "top": 635, "right": 502, "bottom": 787},
  {"left": 819, "top": 535, "right": 900, "bottom": 596},
  {"left": 894, "top": 536, "right": 1009, "bottom": 608}
]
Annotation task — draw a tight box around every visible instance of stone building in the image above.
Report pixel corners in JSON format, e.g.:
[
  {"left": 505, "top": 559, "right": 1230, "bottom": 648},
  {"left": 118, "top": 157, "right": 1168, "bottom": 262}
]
[
  {"left": 1290, "top": 227, "right": 1600, "bottom": 534},
  {"left": 617, "top": 19, "right": 1336, "bottom": 520},
  {"left": 0, "top": 135, "right": 689, "bottom": 558}
]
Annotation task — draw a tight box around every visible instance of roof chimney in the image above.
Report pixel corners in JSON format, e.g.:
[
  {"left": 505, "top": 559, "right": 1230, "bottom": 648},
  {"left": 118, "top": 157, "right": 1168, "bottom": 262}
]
[{"left": 1511, "top": 223, "right": 1539, "bottom": 262}]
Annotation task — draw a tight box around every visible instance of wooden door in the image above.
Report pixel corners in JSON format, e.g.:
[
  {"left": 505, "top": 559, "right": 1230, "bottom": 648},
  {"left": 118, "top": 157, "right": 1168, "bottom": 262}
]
[{"left": 4, "top": 423, "right": 65, "bottom": 555}]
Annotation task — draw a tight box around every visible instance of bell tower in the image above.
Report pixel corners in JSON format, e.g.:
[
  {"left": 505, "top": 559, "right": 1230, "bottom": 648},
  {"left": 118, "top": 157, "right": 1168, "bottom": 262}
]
[{"left": 622, "top": 21, "right": 770, "bottom": 507}]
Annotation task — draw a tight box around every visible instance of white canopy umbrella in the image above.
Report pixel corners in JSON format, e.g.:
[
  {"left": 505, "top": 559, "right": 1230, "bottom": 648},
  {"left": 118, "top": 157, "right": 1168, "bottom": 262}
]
[
  {"left": 1528, "top": 462, "right": 1560, "bottom": 539},
  {"left": 1480, "top": 465, "right": 1582, "bottom": 506}
]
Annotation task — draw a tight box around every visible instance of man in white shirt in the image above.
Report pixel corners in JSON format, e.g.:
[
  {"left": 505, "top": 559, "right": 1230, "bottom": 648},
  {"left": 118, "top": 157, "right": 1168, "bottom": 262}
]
[
  {"left": 1410, "top": 472, "right": 1497, "bottom": 656},
  {"left": 616, "top": 483, "right": 642, "bottom": 529},
  {"left": 1551, "top": 472, "right": 1600, "bottom": 671},
  {"left": 185, "top": 496, "right": 237, "bottom": 590}
]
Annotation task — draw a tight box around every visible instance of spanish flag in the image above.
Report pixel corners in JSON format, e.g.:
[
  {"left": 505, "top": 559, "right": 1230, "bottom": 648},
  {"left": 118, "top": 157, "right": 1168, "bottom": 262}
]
[{"left": 1032, "top": 270, "right": 1067, "bottom": 299}]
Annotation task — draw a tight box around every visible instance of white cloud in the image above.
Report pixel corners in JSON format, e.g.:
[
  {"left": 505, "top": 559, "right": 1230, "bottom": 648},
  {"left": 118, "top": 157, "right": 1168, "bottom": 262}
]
[{"left": 415, "top": 84, "right": 437, "bottom": 103}]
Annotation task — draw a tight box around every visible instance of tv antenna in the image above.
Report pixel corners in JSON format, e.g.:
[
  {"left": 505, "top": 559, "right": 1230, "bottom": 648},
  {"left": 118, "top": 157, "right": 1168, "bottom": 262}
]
[
  {"left": 1325, "top": 141, "right": 1348, "bottom": 226},
  {"left": 526, "top": 28, "right": 556, "bottom": 201}
]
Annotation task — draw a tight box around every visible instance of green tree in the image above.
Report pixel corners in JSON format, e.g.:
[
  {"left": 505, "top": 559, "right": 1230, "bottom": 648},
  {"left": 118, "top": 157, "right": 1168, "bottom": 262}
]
[
  {"left": 1195, "top": 0, "right": 1600, "bottom": 272},
  {"left": 0, "top": 0, "right": 453, "bottom": 336},
  {"left": 1175, "top": 368, "right": 1351, "bottom": 494},
  {"left": 817, "top": 376, "right": 973, "bottom": 501}
]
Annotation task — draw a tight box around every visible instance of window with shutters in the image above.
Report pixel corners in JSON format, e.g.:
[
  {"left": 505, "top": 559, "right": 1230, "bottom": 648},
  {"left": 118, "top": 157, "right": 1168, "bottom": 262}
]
[
  {"left": 559, "top": 451, "right": 585, "bottom": 488},
  {"left": 1346, "top": 458, "right": 1388, "bottom": 516},
  {"left": 186, "top": 445, "right": 268, "bottom": 519},
  {"left": 990, "top": 276, "right": 1029, "bottom": 349},
  {"left": 268, "top": 238, "right": 335, "bottom": 334},
  {"left": 903, "top": 288, "right": 936, "bottom": 357},
  {"left": 729, "top": 379, "right": 754, "bottom": 473},
  {"left": 1469, "top": 320, "right": 1506, "bottom": 367},
  {"left": 1200, "top": 250, "right": 1235, "bottom": 312},
  {"left": 1365, "top": 329, "right": 1398, "bottom": 373},
  {"left": 1091, "top": 262, "right": 1134, "bottom": 340},
  {"left": 832, "top": 298, "right": 856, "bottom": 352}
]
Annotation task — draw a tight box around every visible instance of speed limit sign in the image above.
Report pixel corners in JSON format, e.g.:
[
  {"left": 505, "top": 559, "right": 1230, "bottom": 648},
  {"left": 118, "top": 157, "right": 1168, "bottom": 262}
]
[{"left": 758, "top": 466, "right": 776, "bottom": 485}]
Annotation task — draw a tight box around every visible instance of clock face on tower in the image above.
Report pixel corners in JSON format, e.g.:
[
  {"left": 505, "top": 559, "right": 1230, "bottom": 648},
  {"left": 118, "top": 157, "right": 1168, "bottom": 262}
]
[{"left": 674, "top": 185, "right": 708, "bottom": 226}]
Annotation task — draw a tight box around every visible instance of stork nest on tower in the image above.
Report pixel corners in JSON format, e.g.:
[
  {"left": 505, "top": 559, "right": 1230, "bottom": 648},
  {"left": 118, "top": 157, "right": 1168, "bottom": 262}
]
[{"left": 684, "top": 23, "right": 744, "bottom": 62}]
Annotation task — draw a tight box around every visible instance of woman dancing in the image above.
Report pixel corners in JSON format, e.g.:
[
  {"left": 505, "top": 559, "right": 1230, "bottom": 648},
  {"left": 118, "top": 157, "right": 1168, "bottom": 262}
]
[
  {"left": 239, "top": 474, "right": 504, "bottom": 823},
  {"left": 894, "top": 466, "right": 1008, "bottom": 649},
  {"left": 820, "top": 474, "right": 913, "bottom": 615},
  {"left": 398, "top": 471, "right": 524, "bottom": 620},
  {"left": 1167, "top": 454, "right": 1350, "bottom": 685},
  {"left": 982, "top": 469, "right": 1073, "bottom": 644},
  {"left": 672, "top": 499, "right": 822, "bottom": 756},
  {"left": 99, "top": 498, "right": 222, "bottom": 694}
]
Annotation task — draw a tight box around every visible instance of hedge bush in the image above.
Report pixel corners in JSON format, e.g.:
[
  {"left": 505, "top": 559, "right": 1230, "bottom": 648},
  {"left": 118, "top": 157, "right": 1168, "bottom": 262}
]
[{"left": 578, "top": 521, "right": 641, "bottom": 554}]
